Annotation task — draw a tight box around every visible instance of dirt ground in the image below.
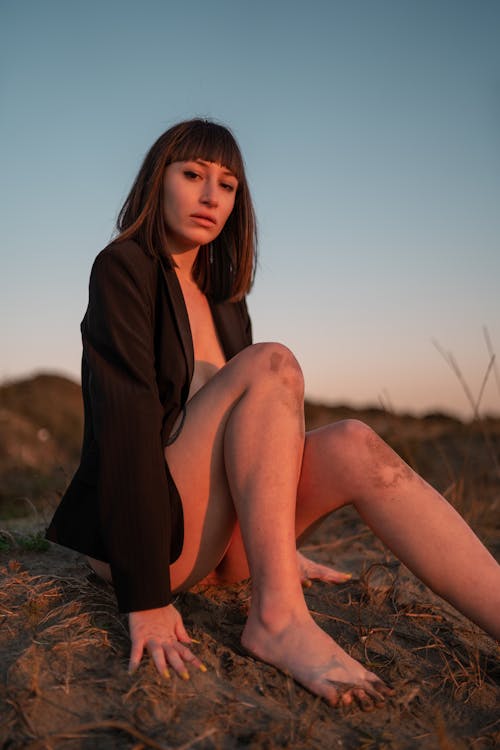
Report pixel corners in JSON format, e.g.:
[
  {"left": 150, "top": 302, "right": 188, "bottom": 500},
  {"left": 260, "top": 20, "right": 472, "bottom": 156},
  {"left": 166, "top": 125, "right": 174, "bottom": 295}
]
[{"left": 1, "top": 382, "right": 499, "bottom": 749}]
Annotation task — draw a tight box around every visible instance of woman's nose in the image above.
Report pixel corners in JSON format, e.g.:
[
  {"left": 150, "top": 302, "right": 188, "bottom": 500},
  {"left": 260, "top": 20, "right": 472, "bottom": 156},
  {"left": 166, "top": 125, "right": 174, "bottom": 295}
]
[{"left": 200, "top": 181, "right": 218, "bottom": 207}]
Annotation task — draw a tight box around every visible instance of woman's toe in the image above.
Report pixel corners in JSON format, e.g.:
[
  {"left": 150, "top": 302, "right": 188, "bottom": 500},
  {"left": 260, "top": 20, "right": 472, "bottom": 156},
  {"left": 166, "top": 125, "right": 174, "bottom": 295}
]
[
  {"left": 340, "top": 690, "right": 353, "bottom": 707},
  {"left": 321, "top": 681, "right": 343, "bottom": 707},
  {"left": 363, "top": 680, "right": 391, "bottom": 706},
  {"left": 353, "top": 688, "right": 376, "bottom": 711},
  {"left": 369, "top": 677, "right": 394, "bottom": 697}
]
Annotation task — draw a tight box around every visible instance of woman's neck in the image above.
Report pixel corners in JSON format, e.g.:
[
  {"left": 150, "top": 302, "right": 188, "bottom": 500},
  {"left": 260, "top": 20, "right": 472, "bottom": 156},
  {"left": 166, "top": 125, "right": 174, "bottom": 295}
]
[{"left": 171, "top": 247, "right": 199, "bottom": 282}]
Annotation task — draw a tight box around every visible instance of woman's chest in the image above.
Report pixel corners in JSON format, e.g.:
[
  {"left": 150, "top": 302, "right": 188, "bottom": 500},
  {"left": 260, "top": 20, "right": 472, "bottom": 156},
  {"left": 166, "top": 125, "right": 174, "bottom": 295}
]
[
  {"left": 181, "top": 283, "right": 226, "bottom": 367},
  {"left": 175, "top": 277, "right": 226, "bottom": 401}
]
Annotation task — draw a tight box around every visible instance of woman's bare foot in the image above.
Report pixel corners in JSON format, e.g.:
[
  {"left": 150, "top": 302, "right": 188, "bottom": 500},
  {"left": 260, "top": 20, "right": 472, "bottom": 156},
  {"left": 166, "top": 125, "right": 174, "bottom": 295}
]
[
  {"left": 241, "top": 608, "right": 393, "bottom": 710},
  {"left": 297, "top": 550, "right": 352, "bottom": 586}
]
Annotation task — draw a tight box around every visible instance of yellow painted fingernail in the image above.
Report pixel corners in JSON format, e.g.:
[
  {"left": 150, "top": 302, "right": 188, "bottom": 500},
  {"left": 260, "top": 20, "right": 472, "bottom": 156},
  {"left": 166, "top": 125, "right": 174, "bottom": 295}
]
[
  {"left": 181, "top": 670, "right": 190, "bottom": 681},
  {"left": 163, "top": 669, "right": 171, "bottom": 680},
  {"left": 344, "top": 573, "right": 352, "bottom": 579},
  {"left": 190, "top": 638, "right": 201, "bottom": 644},
  {"left": 199, "top": 663, "right": 207, "bottom": 673}
]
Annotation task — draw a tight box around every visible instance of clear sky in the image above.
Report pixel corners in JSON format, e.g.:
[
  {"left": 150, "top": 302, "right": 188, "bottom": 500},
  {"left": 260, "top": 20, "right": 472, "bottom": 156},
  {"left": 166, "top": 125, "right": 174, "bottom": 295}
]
[{"left": 1, "top": 0, "right": 499, "bottom": 418}]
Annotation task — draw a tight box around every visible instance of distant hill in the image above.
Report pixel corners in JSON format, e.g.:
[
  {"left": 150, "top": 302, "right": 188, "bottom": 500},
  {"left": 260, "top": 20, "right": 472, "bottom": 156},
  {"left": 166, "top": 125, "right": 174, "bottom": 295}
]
[
  {"left": 0, "top": 373, "right": 83, "bottom": 466},
  {"left": 0, "top": 374, "right": 83, "bottom": 516}
]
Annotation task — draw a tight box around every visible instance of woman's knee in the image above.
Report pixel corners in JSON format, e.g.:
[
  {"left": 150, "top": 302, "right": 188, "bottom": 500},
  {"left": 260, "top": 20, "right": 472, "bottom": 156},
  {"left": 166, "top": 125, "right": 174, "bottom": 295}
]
[
  {"left": 317, "top": 419, "right": 379, "bottom": 494},
  {"left": 324, "top": 418, "right": 374, "bottom": 455},
  {"left": 240, "top": 342, "right": 305, "bottom": 396},
  {"left": 337, "top": 419, "right": 407, "bottom": 470},
  {"left": 297, "top": 420, "right": 376, "bottom": 516}
]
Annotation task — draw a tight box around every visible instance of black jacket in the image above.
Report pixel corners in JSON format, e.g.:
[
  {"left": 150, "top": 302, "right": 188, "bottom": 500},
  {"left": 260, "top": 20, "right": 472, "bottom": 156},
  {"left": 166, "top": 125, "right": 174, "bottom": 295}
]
[{"left": 46, "top": 239, "right": 252, "bottom": 612}]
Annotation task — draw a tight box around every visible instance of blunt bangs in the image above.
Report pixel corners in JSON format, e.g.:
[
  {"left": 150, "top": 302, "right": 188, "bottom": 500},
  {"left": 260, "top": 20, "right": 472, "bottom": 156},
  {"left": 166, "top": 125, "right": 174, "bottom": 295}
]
[{"left": 167, "top": 120, "right": 244, "bottom": 182}]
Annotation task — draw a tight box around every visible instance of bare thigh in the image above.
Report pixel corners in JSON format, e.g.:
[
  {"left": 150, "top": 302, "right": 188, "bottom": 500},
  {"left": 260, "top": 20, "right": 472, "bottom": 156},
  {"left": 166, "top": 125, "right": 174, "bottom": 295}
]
[{"left": 166, "top": 344, "right": 289, "bottom": 593}]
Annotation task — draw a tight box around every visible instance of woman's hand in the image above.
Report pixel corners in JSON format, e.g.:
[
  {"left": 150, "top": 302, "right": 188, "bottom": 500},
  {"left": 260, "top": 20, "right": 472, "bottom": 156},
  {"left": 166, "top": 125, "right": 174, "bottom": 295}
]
[
  {"left": 128, "top": 603, "right": 206, "bottom": 680},
  {"left": 297, "top": 550, "right": 352, "bottom": 587}
]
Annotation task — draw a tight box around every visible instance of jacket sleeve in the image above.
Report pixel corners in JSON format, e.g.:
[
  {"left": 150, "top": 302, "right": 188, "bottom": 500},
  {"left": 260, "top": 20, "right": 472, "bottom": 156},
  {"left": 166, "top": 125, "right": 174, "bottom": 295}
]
[{"left": 83, "top": 243, "right": 175, "bottom": 613}]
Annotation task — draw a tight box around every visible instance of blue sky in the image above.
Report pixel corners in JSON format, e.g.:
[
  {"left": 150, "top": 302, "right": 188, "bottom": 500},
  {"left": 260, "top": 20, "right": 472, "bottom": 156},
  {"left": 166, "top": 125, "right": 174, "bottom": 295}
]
[{"left": 1, "top": 0, "right": 499, "bottom": 418}]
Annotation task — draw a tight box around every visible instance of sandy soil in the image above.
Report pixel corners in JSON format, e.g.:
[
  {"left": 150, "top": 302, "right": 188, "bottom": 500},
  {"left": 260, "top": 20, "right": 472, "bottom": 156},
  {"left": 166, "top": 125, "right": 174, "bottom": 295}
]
[{"left": 1, "top": 506, "right": 499, "bottom": 749}]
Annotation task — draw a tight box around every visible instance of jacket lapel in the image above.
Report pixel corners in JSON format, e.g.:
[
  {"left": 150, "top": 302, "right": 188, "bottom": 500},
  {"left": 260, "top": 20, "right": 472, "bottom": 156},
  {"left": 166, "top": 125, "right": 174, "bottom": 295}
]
[{"left": 158, "top": 255, "right": 194, "bottom": 385}]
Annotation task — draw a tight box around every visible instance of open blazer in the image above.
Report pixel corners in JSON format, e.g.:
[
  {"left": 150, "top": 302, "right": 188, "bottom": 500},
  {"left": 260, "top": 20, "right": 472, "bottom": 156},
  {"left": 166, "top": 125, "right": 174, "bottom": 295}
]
[{"left": 46, "top": 239, "right": 253, "bottom": 613}]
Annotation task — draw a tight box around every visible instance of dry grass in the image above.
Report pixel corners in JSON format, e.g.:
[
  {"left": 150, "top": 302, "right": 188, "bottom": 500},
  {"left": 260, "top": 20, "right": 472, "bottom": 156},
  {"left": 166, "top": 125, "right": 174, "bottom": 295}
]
[{"left": 2, "top": 498, "right": 498, "bottom": 749}]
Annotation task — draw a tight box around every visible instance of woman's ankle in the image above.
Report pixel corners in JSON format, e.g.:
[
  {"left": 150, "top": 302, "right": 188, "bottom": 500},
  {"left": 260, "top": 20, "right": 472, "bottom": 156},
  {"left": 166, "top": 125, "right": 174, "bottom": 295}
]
[{"left": 247, "top": 590, "right": 308, "bottom": 634}]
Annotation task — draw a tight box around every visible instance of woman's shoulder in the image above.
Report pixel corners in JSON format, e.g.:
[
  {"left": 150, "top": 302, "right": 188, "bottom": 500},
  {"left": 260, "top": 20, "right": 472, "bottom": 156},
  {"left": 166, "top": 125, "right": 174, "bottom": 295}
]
[
  {"left": 89, "top": 238, "right": 160, "bottom": 290},
  {"left": 93, "top": 238, "right": 157, "bottom": 272}
]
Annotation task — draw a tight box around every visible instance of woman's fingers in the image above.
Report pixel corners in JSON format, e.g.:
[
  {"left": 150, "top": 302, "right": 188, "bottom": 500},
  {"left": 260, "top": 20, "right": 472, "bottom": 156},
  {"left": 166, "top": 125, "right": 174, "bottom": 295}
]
[
  {"left": 147, "top": 639, "right": 170, "bottom": 678},
  {"left": 164, "top": 642, "right": 192, "bottom": 679},
  {"left": 167, "top": 641, "right": 207, "bottom": 675},
  {"left": 174, "top": 618, "right": 192, "bottom": 643},
  {"left": 134, "top": 638, "right": 207, "bottom": 680},
  {"left": 128, "top": 606, "right": 208, "bottom": 680},
  {"left": 128, "top": 639, "right": 144, "bottom": 675}
]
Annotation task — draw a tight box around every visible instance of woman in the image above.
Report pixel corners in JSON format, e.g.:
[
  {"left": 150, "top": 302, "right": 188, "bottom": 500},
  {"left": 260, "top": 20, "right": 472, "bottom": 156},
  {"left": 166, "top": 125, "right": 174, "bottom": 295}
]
[{"left": 46, "top": 118, "right": 500, "bottom": 711}]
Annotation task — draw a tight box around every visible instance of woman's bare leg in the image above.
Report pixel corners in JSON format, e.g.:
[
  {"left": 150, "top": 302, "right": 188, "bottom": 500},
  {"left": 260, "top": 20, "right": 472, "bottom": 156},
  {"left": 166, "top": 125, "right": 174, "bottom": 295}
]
[
  {"left": 217, "top": 420, "right": 500, "bottom": 641},
  {"left": 165, "top": 344, "right": 392, "bottom": 708},
  {"left": 301, "top": 421, "right": 500, "bottom": 639}
]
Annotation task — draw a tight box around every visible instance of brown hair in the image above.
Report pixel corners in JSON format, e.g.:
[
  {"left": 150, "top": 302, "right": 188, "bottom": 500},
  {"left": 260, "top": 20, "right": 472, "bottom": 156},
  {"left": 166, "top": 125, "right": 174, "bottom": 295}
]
[{"left": 116, "top": 118, "right": 257, "bottom": 302}]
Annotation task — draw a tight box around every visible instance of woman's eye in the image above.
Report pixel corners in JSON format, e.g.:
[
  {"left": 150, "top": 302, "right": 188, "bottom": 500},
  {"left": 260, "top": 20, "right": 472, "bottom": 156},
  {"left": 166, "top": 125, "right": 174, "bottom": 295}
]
[
  {"left": 183, "top": 170, "right": 200, "bottom": 180},
  {"left": 221, "top": 182, "right": 236, "bottom": 192}
]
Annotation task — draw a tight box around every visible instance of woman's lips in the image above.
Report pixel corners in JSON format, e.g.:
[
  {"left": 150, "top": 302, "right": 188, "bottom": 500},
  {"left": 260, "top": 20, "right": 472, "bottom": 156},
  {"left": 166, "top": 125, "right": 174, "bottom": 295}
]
[{"left": 190, "top": 213, "right": 217, "bottom": 226}]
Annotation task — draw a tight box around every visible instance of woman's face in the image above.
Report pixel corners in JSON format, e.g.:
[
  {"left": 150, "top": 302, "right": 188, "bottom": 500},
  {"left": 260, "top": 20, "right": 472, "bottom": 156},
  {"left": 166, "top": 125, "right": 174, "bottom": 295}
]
[{"left": 163, "top": 159, "right": 238, "bottom": 253}]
